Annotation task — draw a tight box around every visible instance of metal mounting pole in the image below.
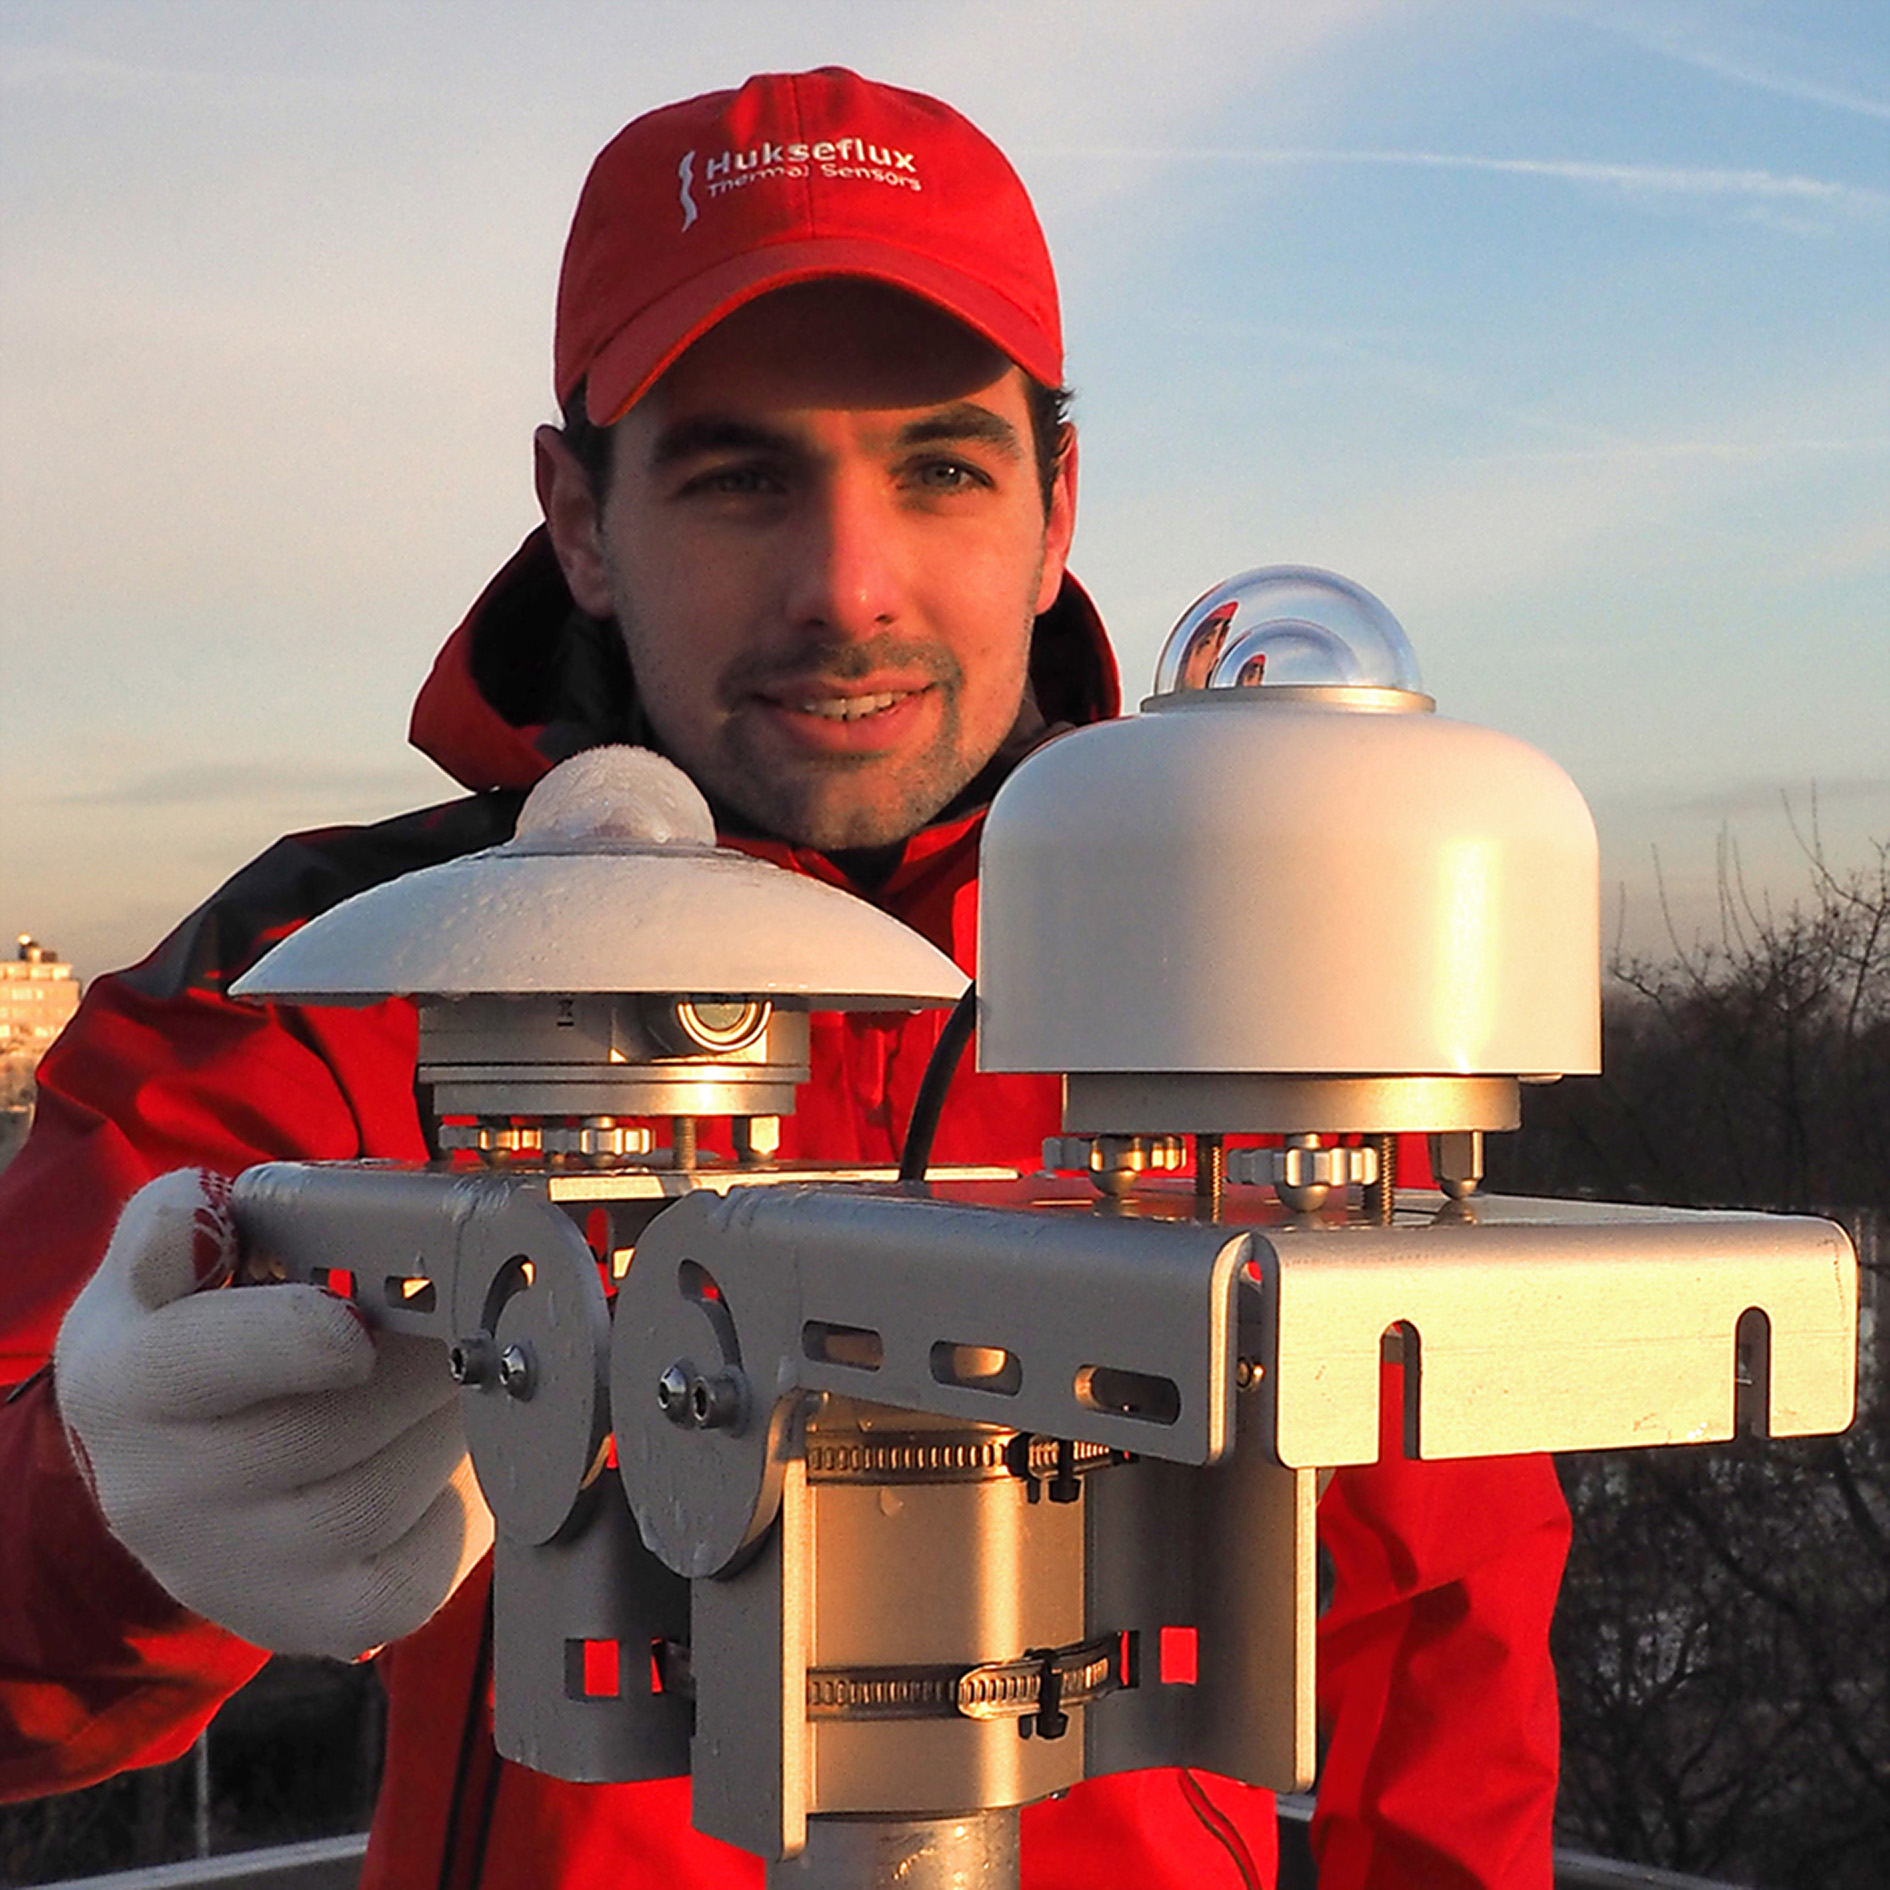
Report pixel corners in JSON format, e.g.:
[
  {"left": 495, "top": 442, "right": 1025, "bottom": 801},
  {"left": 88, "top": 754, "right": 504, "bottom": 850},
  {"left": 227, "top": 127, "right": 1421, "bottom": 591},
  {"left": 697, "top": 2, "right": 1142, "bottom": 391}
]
[{"left": 766, "top": 1810, "right": 1021, "bottom": 1889}]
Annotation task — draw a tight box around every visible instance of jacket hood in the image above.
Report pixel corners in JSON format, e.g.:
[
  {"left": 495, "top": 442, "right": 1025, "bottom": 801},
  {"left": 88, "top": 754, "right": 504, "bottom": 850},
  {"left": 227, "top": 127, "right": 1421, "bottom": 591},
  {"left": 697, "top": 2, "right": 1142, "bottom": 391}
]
[{"left": 408, "top": 526, "right": 1120, "bottom": 800}]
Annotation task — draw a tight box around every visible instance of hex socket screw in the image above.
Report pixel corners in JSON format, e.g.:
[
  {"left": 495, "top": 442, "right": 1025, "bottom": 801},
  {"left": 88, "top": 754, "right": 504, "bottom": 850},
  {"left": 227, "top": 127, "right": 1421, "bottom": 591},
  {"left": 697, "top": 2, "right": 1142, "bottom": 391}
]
[
  {"left": 449, "top": 1332, "right": 498, "bottom": 1388},
  {"left": 656, "top": 1360, "right": 746, "bottom": 1431},
  {"left": 497, "top": 1343, "right": 535, "bottom": 1400},
  {"left": 689, "top": 1371, "right": 745, "bottom": 1431},
  {"left": 657, "top": 1362, "right": 693, "bottom": 1424}
]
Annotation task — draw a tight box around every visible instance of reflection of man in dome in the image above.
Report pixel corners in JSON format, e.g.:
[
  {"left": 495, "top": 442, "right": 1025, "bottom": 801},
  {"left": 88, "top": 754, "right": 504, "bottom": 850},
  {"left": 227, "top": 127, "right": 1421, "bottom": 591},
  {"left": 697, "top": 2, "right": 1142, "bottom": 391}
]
[
  {"left": 1163, "top": 567, "right": 1430, "bottom": 696},
  {"left": 1178, "top": 599, "right": 1241, "bottom": 690},
  {"left": 2, "top": 68, "right": 1570, "bottom": 1890}
]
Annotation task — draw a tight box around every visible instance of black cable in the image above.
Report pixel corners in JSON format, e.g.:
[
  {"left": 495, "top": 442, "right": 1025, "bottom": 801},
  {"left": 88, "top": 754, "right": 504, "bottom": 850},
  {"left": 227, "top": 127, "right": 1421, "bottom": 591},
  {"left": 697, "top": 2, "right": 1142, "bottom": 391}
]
[
  {"left": 1178, "top": 1767, "right": 1263, "bottom": 1890},
  {"left": 465, "top": 1726, "right": 506, "bottom": 1890},
  {"left": 898, "top": 980, "right": 977, "bottom": 1183},
  {"left": 436, "top": 1592, "right": 495, "bottom": 1890}
]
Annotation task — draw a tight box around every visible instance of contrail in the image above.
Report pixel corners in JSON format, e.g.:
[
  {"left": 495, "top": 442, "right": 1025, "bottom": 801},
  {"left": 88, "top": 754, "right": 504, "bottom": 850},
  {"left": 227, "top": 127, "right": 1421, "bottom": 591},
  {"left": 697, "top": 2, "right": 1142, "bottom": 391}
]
[{"left": 1038, "top": 144, "right": 1887, "bottom": 215}]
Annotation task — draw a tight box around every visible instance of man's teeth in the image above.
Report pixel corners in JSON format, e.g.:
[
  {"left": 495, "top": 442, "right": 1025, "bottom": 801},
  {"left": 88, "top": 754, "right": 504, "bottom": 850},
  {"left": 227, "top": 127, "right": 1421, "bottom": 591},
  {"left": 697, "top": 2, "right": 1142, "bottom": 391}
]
[{"left": 796, "top": 692, "right": 906, "bottom": 721}]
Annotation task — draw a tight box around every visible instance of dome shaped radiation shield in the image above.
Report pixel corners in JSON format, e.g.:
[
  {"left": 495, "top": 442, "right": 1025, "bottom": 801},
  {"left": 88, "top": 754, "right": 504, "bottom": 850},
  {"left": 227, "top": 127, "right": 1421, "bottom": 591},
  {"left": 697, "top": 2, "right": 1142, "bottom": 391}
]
[{"left": 229, "top": 747, "right": 966, "bottom": 1011}]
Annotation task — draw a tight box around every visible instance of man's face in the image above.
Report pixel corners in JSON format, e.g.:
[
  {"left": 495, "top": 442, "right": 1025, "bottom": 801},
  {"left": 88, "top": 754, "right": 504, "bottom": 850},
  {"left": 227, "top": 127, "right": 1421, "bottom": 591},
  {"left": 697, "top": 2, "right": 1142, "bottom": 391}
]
[{"left": 538, "top": 281, "right": 1076, "bottom": 851}]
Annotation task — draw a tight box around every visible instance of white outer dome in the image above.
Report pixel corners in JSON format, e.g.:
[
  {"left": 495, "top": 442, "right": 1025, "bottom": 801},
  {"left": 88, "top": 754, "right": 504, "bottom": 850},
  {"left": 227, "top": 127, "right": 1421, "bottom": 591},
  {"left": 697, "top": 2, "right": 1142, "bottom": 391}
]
[{"left": 976, "top": 698, "right": 1599, "bottom": 1079}]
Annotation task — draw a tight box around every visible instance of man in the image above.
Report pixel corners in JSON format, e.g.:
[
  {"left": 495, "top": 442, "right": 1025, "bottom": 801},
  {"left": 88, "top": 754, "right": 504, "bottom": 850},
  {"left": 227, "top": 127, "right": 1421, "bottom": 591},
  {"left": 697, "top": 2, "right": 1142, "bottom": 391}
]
[{"left": 0, "top": 70, "right": 1569, "bottom": 1888}]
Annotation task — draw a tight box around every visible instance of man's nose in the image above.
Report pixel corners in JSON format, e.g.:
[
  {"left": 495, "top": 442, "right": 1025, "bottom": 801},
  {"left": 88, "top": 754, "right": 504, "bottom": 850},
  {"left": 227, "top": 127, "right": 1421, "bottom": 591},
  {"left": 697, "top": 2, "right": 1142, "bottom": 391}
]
[{"left": 781, "top": 471, "right": 906, "bottom": 640}]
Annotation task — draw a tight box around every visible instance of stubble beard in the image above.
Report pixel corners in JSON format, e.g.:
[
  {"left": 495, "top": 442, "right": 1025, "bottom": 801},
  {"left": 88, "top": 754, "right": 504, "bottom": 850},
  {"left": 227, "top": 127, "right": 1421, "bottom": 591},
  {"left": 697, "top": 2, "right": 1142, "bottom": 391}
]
[
  {"left": 712, "top": 634, "right": 976, "bottom": 851},
  {"left": 627, "top": 625, "right": 1036, "bottom": 852}
]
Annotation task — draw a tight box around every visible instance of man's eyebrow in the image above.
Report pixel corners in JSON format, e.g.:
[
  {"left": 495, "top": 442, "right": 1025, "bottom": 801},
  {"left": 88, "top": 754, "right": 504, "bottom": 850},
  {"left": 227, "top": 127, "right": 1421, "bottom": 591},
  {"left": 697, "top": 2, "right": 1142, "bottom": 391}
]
[
  {"left": 898, "top": 402, "right": 1025, "bottom": 458},
  {"left": 646, "top": 402, "right": 1024, "bottom": 468},
  {"left": 649, "top": 416, "right": 797, "bottom": 467}
]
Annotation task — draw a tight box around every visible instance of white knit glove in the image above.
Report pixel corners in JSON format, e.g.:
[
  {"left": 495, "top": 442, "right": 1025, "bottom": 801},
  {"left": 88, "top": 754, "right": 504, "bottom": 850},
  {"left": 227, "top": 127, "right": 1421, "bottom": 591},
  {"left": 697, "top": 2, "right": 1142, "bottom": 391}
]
[{"left": 54, "top": 1169, "right": 494, "bottom": 1660}]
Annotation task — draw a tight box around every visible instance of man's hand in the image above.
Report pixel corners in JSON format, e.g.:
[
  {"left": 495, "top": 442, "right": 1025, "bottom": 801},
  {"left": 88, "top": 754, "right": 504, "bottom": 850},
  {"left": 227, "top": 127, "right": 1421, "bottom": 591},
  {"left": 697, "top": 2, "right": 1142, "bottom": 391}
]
[{"left": 53, "top": 1170, "right": 494, "bottom": 1661}]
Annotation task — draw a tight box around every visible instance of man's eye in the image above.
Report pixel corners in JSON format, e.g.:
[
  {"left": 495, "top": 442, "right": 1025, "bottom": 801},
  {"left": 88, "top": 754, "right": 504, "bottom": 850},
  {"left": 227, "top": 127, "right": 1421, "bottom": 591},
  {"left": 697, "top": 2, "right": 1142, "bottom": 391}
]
[
  {"left": 682, "top": 463, "right": 781, "bottom": 496},
  {"left": 910, "top": 458, "right": 989, "bottom": 492}
]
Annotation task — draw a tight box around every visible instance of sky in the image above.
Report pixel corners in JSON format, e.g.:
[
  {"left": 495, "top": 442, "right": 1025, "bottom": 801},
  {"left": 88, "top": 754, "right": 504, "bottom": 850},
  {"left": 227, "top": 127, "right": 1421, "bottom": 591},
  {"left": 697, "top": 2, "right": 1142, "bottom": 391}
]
[{"left": 2, "top": 0, "right": 1886, "bottom": 982}]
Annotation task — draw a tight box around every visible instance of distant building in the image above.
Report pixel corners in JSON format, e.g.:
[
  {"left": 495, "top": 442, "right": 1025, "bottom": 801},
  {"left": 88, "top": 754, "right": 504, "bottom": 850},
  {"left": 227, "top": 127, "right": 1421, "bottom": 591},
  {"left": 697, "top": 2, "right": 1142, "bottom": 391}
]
[
  {"left": 2, "top": 935, "right": 80, "bottom": 1058},
  {"left": 2, "top": 935, "right": 81, "bottom": 1167}
]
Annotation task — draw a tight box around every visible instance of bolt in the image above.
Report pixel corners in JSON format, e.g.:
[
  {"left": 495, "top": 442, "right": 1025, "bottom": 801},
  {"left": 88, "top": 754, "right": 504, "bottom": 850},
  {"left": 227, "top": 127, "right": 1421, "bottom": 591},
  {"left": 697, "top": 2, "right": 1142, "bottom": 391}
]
[
  {"left": 449, "top": 1333, "right": 498, "bottom": 1388},
  {"left": 688, "top": 1370, "right": 746, "bottom": 1432},
  {"left": 657, "top": 1361, "right": 693, "bottom": 1424},
  {"left": 737, "top": 1115, "right": 782, "bottom": 1160},
  {"left": 658, "top": 1360, "right": 745, "bottom": 1430},
  {"left": 1194, "top": 1133, "right": 1225, "bottom": 1218},
  {"left": 1362, "top": 1134, "right": 1397, "bottom": 1224},
  {"left": 1431, "top": 1129, "right": 1484, "bottom": 1201},
  {"left": 1090, "top": 1135, "right": 1148, "bottom": 1199},
  {"left": 497, "top": 1342, "right": 535, "bottom": 1399},
  {"left": 1047, "top": 1438, "right": 1082, "bottom": 1504},
  {"left": 670, "top": 1116, "right": 699, "bottom": 1172}
]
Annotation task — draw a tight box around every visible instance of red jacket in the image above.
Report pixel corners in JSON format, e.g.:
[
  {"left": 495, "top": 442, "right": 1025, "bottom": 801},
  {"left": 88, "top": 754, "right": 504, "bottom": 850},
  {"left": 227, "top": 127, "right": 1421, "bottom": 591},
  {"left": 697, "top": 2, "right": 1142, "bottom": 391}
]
[{"left": 0, "top": 532, "right": 1569, "bottom": 1888}]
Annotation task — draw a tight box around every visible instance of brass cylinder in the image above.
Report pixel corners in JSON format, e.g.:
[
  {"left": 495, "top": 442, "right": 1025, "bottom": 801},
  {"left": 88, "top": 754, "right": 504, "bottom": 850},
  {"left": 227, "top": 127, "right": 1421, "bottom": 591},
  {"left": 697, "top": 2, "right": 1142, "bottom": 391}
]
[{"left": 801, "top": 1401, "right": 1090, "bottom": 1816}]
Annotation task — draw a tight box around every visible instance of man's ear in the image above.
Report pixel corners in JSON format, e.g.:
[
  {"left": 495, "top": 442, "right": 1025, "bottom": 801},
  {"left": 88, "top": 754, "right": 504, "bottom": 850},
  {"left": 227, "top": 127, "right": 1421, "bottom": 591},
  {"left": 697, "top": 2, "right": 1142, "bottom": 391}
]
[
  {"left": 1033, "top": 423, "right": 1079, "bottom": 619},
  {"left": 534, "top": 425, "right": 616, "bottom": 619}
]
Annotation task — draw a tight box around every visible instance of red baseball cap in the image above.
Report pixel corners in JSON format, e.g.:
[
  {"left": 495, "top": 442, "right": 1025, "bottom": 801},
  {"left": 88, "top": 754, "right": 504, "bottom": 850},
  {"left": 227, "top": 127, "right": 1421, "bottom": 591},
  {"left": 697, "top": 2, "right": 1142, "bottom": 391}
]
[{"left": 556, "top": 68, "right": 1063, "bottom": 424}]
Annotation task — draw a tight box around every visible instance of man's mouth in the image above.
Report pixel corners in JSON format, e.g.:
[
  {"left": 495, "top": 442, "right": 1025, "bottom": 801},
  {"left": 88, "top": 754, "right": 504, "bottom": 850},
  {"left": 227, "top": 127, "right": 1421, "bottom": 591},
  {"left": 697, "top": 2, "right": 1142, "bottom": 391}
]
[
  {"left": 743, "top": 679, "right": 941, "bottom": 760},
  {"left": 790, "top": 690, "right": 913, "bottom": 722}
]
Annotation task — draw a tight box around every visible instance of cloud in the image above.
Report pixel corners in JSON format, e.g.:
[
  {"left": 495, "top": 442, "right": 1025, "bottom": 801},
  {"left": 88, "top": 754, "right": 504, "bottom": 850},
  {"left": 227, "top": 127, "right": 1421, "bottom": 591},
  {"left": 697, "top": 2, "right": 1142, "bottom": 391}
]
[
  {"left": 0, "top": 41, "right": 221, "bottom": 96},
  {"left": 869, "top": 0, "right": 1395, "bottom": 130},
  {"left": 1465, "top": 434, "right": 1890, "bottom": 471},
  {"left": 879, "top": 0, "right": 1411, "bottom": 221},
  {"left": 58, "top": 761, "right": 436, "bottom": 810},
  {"left": 1576, "top": 5, "right": 1890, "bottom": 124},
  {"left": 0, "top": 32, "right": 404, "bottom": 108},
  {"left": 1066, "top": 310, "right": 1889, "bottom": 671},
  {"left": 1039, "top": 144, "right": 1890, "bottom": 220},
  {"left": 1213, "top": 440, "right": 1720, "bottom": 620},
  {"left": 1610, "top": 777, "right": 1890, "bottom": 822},
  {"left": 1789, "top": 509, "right": 1890, "bottom": 584},
  {"left": 1237, "top": 336, "right": 1888, "bottom": 617},
  {"left": 2, "top": 2, "right": 1405, "bottom": 142}
]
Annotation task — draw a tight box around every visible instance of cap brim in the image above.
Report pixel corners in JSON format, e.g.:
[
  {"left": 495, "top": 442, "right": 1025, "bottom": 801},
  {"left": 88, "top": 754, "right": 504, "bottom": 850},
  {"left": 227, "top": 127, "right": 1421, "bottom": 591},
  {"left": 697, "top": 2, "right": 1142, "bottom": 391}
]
[{"left": 582, "top": 236, "right": 1063, "bottom": 424}]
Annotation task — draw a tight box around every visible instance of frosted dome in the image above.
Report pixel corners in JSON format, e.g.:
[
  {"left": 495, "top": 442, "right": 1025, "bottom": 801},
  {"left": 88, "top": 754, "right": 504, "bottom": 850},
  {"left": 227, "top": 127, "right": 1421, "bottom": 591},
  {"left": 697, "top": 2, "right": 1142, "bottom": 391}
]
[{"left": 511, "top": 744, "right": 716, "bottom": 851}]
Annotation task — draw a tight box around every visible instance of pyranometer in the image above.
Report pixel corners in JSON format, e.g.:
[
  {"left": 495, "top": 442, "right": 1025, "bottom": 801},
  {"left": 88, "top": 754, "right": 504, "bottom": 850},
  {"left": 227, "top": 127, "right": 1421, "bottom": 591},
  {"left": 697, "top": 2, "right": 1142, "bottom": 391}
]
[
  {"left": 979, "top": 567, "right": 1599, "bottom": 1186},
  {"left": 231, "top": 745, "right": 965, "bottom": 1145}
]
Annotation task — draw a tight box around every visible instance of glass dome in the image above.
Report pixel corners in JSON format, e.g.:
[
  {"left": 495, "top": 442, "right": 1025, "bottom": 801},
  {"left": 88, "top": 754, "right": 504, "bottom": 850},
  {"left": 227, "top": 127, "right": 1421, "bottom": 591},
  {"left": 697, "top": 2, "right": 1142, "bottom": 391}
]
[{"left": 1152, "top": 567, "right": 1424, "bottom": 697}]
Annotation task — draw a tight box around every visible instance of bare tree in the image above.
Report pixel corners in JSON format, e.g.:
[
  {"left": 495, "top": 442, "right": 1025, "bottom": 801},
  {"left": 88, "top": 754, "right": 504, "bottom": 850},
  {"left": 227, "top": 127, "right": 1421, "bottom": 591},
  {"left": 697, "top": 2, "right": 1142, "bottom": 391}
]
[
  {"left": 1501, "top": 832, "right": 1890, "bottom": 1216},
  {"left": 1494, "top": 830, "right": 1890, "bottom": 1887}
]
